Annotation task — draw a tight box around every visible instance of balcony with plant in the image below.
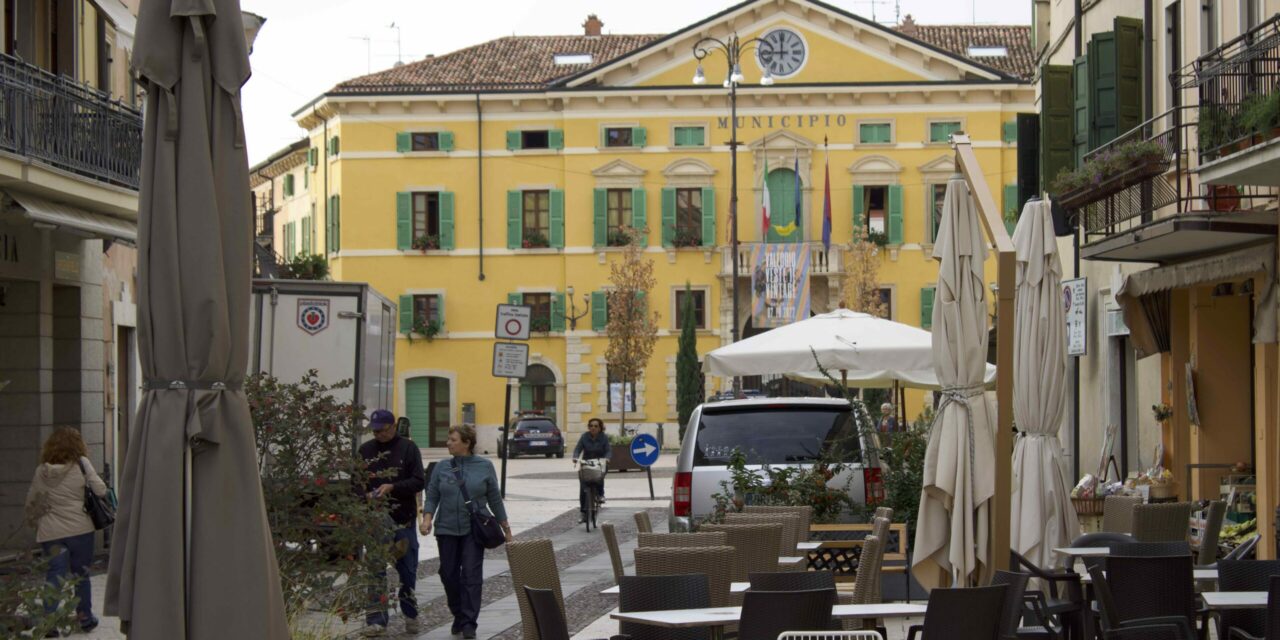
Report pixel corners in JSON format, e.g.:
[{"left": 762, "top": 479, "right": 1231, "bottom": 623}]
[
  {"left": 1191, "top": 14, "right": 1280, "bottom": 162},
  {"left": 1051, "top": 140, "right": 1170, "bottom": 210},
  {"left": 412, "top": 234, "right": 440, "bottom": 252},
  {"left": 406, "top": 317, "right": 442, "bottom": 343},
  {"left": 606, "top": 228, "right": 633, "bottom": 247},
  {"left": 521, "top": 230, "right": 551, "bottom": 249},
  {"left": 669, "top": 225, "right": 705, "bottom": 248}
]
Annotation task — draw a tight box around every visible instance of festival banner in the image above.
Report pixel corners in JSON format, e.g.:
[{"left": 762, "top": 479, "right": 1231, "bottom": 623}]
[{"left": 750, "top": 243, "right": 812, "bottom": 328}]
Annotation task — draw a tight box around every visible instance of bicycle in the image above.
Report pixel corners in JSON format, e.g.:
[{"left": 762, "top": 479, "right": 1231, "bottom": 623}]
[{"left": 576, "top": 457, "right": 608, "bottom": 532}]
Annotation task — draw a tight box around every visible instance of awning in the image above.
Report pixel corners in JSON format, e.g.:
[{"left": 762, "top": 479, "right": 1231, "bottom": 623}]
[
  {"left": 89, "top": 0, "right": 137, "bottom": 47},
  {"left": 6, "top": 190, "right": 137, "bottom": 242},
  {"left": 1117, "top": 242, "right": 1277, "bottom": 358}
]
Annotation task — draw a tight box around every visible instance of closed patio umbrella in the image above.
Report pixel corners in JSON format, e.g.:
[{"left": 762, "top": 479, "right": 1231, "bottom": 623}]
[
  {"left": 912, "top": 174, "right": 996, "bottom": 589},
  {"left": 1010, "top": 198, "right": 1080, "bottom": 570},
  {"left": 104, "top": 1, "right": 288, "bottom": 637}
]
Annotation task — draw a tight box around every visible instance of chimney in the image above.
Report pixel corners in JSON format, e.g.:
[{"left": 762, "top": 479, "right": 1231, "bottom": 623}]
[
  {"left": 583, "top": 14, "right": 604, "bottom": 37},
  {"left": 899, "top": 14, "right": 918, "bottom": 37}
]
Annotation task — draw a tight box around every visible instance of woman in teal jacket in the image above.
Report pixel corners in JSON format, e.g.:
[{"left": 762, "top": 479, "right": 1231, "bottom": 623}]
[{"left": 420, "top": 425, "right": 511, "bottom": 638}]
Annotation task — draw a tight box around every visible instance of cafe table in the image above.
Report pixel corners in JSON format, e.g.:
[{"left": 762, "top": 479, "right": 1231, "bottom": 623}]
[
  {"left": 797, "top": 542, "right": 822, "bottom": 551},
  {"left": 600, "top": 582, "right": 751, "bottom": 595},
  {"left": 780, "top": 555, "right": 806, "bottom": 565},
  {"left": 1078, "top": 568, "right": 1219, "bottom": 584},
  {"left": 1052, "top": 546, "right": 1110, "bottom": 557},
  {"left": 612, "top": 603, "right": 927, "bottom": 640},
  {"left": 1202, "top": 591, "right": 1268, "bottom": 610}
]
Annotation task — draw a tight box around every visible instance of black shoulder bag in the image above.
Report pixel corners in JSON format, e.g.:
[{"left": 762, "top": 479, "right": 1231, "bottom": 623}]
[
  {"left": 78, "top": 460, "right": 115, "bottom": 530},
  {"left": 449, "top": 459, "right": 505, "bottom": 549}
]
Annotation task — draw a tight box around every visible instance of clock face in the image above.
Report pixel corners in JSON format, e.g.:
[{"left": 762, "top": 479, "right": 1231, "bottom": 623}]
[{"left": 757, "top": 29, "right": 806, "bottom": 77}]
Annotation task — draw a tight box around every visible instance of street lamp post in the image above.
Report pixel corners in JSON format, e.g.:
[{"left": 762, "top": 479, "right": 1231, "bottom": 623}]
[
  {"left": 692, "top": 33, "right": 773, "bottom": 397},
  {"left": 563, "top": 285, "right": 591, "bottom": 331}
]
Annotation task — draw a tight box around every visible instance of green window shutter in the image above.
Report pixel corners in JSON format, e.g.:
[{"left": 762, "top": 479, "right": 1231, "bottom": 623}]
[
  {"left": 333, "top": 196, "right": 341, "bottom": 253},
  {"left": 692, "top": 127, "right": 705, "bottom": 146},
  {"left": 1074, "top": 53, "right": 1091, "bottom": 164},
  {"left": 1089, "top": 31, "right": 1119, "bottom": 148},
  {"left": 507, "top": 191, "right": 522, "bottom": 249},
  {"left": 332, "top": 136, "right": 340, "bottom": 156},
  {"left": 673, "top": 127, "right": 687, "bottom": 147},
  {"left": 887, "top": 185, "right": 903, "bottom": 245},
  {"left": 303, "top": 168, "right": 309, "bottom": 189},
  {"left": 1003, "top": 184, "right": 1020, "bottom": 235},
  {"left": 436, "top": 295, "right": 446, "bottom": 332},
  {"left": 661, "top": 187, "right": 676, "bottom": 247},
  {"left": 1114, "top": 17, "right": 1143, "bottom": 139},
  {"left": 396, "top": 192, "right": 412, "bottom": 251},
  {"left": 852, "top": 184, "right": 865, "bottom": 234},
  {"left": 548, "top": 129, "right": 564, "bottom": 150},
  {"left": 439, "top": 191, "right": 455, "bottom": 250},
  {"left": 506, "top": 131, "right": 521, "bottom": 151},
  {"left": 549, "top": 189, "right": 565, "bottom": 248},
  {"left": 1003, "top": 121, "right": 1018, "bottom": 143},
  {"left": 396, "top": 132, "right": 411, "bottom": 153},
  {"left": 399, "top": 295, "right": 413, "bottom": 333},
  {"left": 304, "top": 217, "right": 312, "bottom": 253},
  {"left": 550, "top": 293, "right": 566, "bottom": 332},
  {"left": 632, "top": 127, "right": 646, "bottom": 148},
  {"left": 930, "top": 122, "right": 959, "bottom": 143},
  {"left": 593, "top": 188, "right": 608, "bottom": 247},
  {"left": 632, "top": 188, "right": 647, "bottom": 245},
  {"left": 700, "top": 187, "right": 715, "bottom": 247},
  {"left": 283, "top": 174, "right": 294, "bottom": 197},
  {"left": 600, "top": 128, "right": 609, "bottom": 148},
  {"left": 591, "top": 291, "right": 607, "bottom": 331},
  {"left": 308, "top": 147, "right": 317, "bottom": 167},
  {"left": 508, "top": 292, "right": 523, "bottom": 306},
  {"left": 519, "top": 385, "right": 534, "bottom": 411},
  {"left": 920, "top": 287, "right": 935, "bottom": 330},
  {"left": 636, "top": 290, "right": 648, "bottom": 316},
  {"left": 325, "top": 196, "right": 333, "bottom": 252},
  {"left": 439, "top": 131, "right": 455, "bottom": 152},
  {"left": 1041, "top": 66, "right": 1075, "bottom": 192}
]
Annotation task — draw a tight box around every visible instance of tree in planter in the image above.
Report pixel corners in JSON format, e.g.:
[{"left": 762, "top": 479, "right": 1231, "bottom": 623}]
[
  {"left": 247, "top": 371, "right": 396, "bottom": 635},
  {"left": 843, "top": 227, "right": 888, "bottom": 318},
  {"left": 605, "top": 238, "right": 660, "bottom": 437},
  {"left": 675, "top": 281, "right": 702, "bottom": 443},
  {"left": 280, "top": 253, "right": 329, "bottom": 280}
]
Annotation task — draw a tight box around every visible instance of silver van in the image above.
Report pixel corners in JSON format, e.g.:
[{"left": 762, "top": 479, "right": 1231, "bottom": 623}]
[{"left": 668, "top": 397, "right": 882, "bottom": 531}]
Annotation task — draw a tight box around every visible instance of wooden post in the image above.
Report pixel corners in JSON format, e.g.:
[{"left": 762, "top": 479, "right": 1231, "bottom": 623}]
[{"left": 952, "top": 135, "right": 1015, "bottom": 575}]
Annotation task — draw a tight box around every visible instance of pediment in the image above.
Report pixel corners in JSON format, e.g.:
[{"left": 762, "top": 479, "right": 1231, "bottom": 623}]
[
  {"left": 848, "top": 155, "right": 902, "bottom": 175},
  {"left": 662, "top": 158, "right": 717, "bottom": 178},
  {"left": 918, "top": 155, "right": 957, "bottom": 177},
  {"left": 748, "top": 129, "right": 816, "bottom": 152},
  {"left": 591, "top": 159, "right": 647, "bottom": 178}
]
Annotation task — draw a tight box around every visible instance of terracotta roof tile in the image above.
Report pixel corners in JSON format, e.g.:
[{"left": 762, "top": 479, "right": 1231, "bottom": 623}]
[{"left": 900, "top": 24, "right": 1035, "bottom": 80}]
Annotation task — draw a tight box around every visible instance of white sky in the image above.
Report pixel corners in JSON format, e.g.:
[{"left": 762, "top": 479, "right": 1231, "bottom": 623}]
[{"left": 239, "top": 0, "right": 1032, "bottom": 165}]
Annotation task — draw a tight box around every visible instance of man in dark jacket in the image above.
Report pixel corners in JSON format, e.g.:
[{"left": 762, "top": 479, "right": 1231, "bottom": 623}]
[
  {"left": 572, "top": 417, "right": 611, "bottom": 523},
  {"left": 359, "top": 409, "right": 426, "bottom": 636}
]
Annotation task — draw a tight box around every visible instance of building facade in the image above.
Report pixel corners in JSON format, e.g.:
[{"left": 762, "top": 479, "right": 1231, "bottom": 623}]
[
  {"left": 278, "top": 0, "right": 1034, "bottom": 450},
  {"left": 0, "top": 0, "right": 142, "bottom": 547},
  {"left": 250, "top": 139, "right": 311, "bottom": 269},
  {"left": 1035, "top": 0, "right": 1280, "bottom": 554}
]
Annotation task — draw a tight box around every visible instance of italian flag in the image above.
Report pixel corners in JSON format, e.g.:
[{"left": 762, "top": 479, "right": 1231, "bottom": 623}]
[{"left": 761, "top": 155, "right": 771, "bottom": 240}]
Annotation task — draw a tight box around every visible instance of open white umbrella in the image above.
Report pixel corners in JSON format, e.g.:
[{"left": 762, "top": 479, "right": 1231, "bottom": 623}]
[
  {"left": 913, "top": 174, "right": 996, "bottom": 589},
  {"left": 1010, "top": 198, "right": 1080, "bottom": 570}
]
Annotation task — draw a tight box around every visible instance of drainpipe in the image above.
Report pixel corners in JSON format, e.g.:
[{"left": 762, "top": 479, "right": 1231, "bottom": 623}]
[
  {"left": 476, "top": 93, "right": 485, "bottom": 281},
  {"left": 1144, "top": 0, "right": 1154, "bottom": 121},
  {"left": 314, "top": 105, "right": 329, "bottom": 257}
]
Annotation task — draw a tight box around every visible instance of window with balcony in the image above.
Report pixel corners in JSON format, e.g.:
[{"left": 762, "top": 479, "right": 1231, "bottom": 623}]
[
  {"left": 412, "top": 193, "right": 441, "bottom": 251},
  {"left": 863, "top": 186, "right": 887, "bottom": 235},
  {"left": 524, "top": 292, "right": 552, "bottom": 333},
  {"left": 522, "top": 190, "right": 551, "bottom": 248},
  {"left": 675, "top": 188, "right": 703, "bottom": 247},
  {"left": 606, "top": 189, "right": 633, "bottom": 245},
  {"left": 412, "top": 294, "right": 442, "bottom": 326}
]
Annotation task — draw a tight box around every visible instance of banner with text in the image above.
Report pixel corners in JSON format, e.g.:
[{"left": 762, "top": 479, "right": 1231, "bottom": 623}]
[{"left": 751, "top": 243, "right": 811, "bottom": 328}]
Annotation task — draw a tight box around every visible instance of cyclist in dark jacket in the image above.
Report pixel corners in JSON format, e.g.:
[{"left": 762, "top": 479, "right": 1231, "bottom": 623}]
[{"left": 572, "top": 417, "right": 611, "bottom": 523}]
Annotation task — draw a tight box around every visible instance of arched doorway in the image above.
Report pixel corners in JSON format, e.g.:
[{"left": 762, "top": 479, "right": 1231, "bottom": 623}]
[
  {"left": 766, "top": 167, "right": 803, "bottom": 243},
  {"left": 404, "top": 376, "right": 450, "bottom": 446},
  {"left": 519, "top": 364, "right": 557, "bottom": 417}
]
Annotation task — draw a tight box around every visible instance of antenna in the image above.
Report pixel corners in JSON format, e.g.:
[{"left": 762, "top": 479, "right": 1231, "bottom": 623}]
[
  {"left": 350, "top": 35, "right": 371, "bottom": 73},
  {"left": 849, "top": 0, "right": 895, "bottom": 24},
  {"left": 388, "top": 22, "right": 403, "bottom": 66}
]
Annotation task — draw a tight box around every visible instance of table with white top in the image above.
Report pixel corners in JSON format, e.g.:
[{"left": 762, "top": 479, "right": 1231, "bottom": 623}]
[
  {"left": 1052, "top": 546, "right": 1111, "bottom": 557},
  {"left": 612, "top": 603, "right": 928, "bottom": 640},
  {"left": 1202, "top": 591, "right": 1268, "bottom": 610},
  {"left": 601, "top": 582, "right": 751, "bottom": 595},
  {"left": 797, "top": 541, "right": 822, "bottom": 551},
  {"left": 1077, "top": 568, "right": 1219, "bottom": 584},
  {"left": 780, "top": 555, "right": 807, "bottom": 565}
]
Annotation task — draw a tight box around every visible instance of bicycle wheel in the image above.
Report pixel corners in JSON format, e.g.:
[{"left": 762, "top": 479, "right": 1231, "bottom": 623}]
[
  {"left": 585, "top": 484, "right": 596, "bottom": 532},
  {"left": 591, "top": 487, "right": 602, "bottom": 528}
]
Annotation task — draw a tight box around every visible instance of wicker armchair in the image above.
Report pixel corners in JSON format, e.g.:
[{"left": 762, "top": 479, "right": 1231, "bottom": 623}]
[
  {"left": 1226, "top": 575, "right": 1280, "bottom": 640},
  {"left": 1088, "top": 565, "right": 1199, "bottom": 640},
  {"left": 698, "top": 523, "right": 784, "bottom": 581},
  {"left": 1103, "top": 555, "right": 1209, "bottom": 639},
  {"left": 508, "top": 539, "right": 565, "bottom": 640},
  {"left": 637, "top": 532, "right": 727, "bottom": 548},
  {"left": 618, "top": 574, "right": 713, "bottom": 640},
  {"left": 1109, "top": 541, "right": 1192, "bottom": 557},
  {"left": 1104, "top": 625, "right": 1194, "bottom": 639},
  {"left": 1102, "top": 496, "right": 1144, "bottom": 533},
  {"left": 633, "top": 545, "right": 736, "bottom": 607},
  {"left": 868, "top": 516, "right": 891, "bottom": 603},
  {"left": 1195, "top": 501, "right": 1226, "bottom": 566},
  {"left": 1010, "top": 550, "right": 1083, "bottom": 639},
  {"left": 739, "top": 589, "right": 837, "bottom": 640},
  {"left": 743, "top": 505, "right": 815, "bottom": 546},
  {"left": 1215, "top": 559, "right": 1280, "bottom": 639},
  {"left": 847, "top": 534, "right": 886, "bottom": 635},
  {"left": 906, "top": 585, "right": 1008, "bottom": 640},
  {"left": 1066, "top": 532, "right": 1135, "bottom": 573},
  {"left": 1131, "top": 503, "right": 1195, "bottom": 543},
  {"left": 725, "top": 512, "right": 801, "bottom": 553},
  {"left": 634, "top": 511, "right": 653, "bottom": 533},
  {"left": 602, "top": 522, "right": 626, "bottom": 582}
]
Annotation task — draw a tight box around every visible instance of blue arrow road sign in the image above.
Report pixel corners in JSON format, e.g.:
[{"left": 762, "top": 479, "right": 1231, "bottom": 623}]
[{"left": 629, "top": 433, "right": 660, "bottom": 467}]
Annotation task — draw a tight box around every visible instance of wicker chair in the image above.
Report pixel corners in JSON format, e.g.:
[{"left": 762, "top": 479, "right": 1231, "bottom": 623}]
[
  {"left": 601, "top": 522, "right": 626, "bottom": 582},
  {"left": 1103, "top": 625, "right": 1194, "bottom": 639},
  {"left": 1010, "top": 550, "right": 1083, "bottom": 639},
  {"left": 868, "top": 517, "right": 891, "bottom": 603},
  {"left": 744, "top": 505, "right": 815, "bottom": 546},
  {"left": 906, "top": 584, "right": 1008, "bottom": 640},
  {"left": 991, "top": 569, "right": 1060, "bottom": 639},
  {"left": 637, "top": 531, "right": 728, "bottom": 548},
  {"left": 1226, "top": 574, "right": 1280, "bottom": 640},
  {"left": 1194, "top": 501, "right": 1226, "bottom": 566},
  {"left": 524, "top": 586, "right": 572, "bottom": 640},
  {"left": 634, "top": 511, "right": 653, "bottom": 533},
  {"left": 1087, "top": 565, "right": 1198, "bottom": 640},
  {"left": 749, "top": 570, "right": 836, "bottom": 591},
  {"left": 725, "top": 512, "right": 801, "bottom": 553},
  {"left": 1102, "top": 496, "right": 1144, "bottom": 533},
  {"left": 847, "top": 534, "right": 886, "bottom": 635},
  {"left": 738, "top": 588, "right": 836, "bottom": 640},
  {"left": 1066, "top": 532, "right": 1136, "bottom": 572},
  {"left": 618, "top": 574, "right": 713, "bottom": 640},
  {"left": 1102, "top": 555, "right": 1209, "bottom": 639},
  {"left": 509, "top": 539, "right": 565, "bottom": 640},
  {"left": 1214, "top": 559, "right": 1280, "bottom": 639},
  {"left": 633, "top": 545, "right": 736, "bottom": 607},
  {"left": 1131, "top": 503, "right": 1195, "bottom": 543},
  {"left": 777, "top": 634, "right": 883, "bottom": 639},
  {"left": 698, "top": 523, "right": 784, "bottom": 581}
]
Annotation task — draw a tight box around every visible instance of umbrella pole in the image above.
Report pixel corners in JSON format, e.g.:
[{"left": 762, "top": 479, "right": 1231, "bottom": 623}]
[{"left": 185, "top": 444, "right": 192, "bottom": 633}]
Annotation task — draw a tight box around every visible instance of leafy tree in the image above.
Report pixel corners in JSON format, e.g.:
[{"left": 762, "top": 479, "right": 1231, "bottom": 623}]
[
  {"left": 605, "top": 232, "right": 660, "bottom": 435},
  {"left": 675, "top": 281, "right": 702, "bottom": 442},
  {"left": 0, "top": 549, "right": 77, "bottom": 638},
  {"left": 842, "top": 228, "right": 887, "bottom": 318}
]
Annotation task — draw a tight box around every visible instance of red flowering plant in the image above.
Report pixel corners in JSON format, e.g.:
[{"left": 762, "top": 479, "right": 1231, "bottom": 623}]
[{"left": 248, "top": 371, "right": 396, "bottom": 633}]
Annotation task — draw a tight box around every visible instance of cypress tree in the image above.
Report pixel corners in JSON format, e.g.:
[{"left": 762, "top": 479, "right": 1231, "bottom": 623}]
[{"left": 676, "top": 281, "right": 701, "bottom": 442}]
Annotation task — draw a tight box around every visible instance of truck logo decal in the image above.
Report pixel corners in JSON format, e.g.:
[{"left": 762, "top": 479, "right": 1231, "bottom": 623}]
[{"left": 297, "top": 299, "right": 329, "bottom": 335}]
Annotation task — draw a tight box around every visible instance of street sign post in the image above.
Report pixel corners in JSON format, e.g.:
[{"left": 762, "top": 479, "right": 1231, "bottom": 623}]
[
  {"left": 494, "top": 304, "right": 532, "bottom": 498},
  {"left": 492, "top": 342, "right": 529, "bottom": 379},
  {"left": 495, "top": 304, "right": 532, "bottom": 341},
  {"left": 629, "top": 433, "right": 660, "bottom": 499},
  {"left": 1063, "top": 278, "right": 1087, "bottom": 357}
]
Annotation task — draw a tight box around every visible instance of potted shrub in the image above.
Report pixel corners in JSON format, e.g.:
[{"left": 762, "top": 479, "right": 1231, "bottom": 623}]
[
  {"left": 1051, "top": 140, "right": 1169, "bottom": 210},
  {"left": 606, "top": 229, "right": 633, "bottom": 247},
  {"left": 864, "top": 229, "right": 890, "bottom": 248},
  {"left": 670, "top": 226, "right": 704, "bottom": 248},
  {"left": 607, "top": 433, "right": 643, "bottom": 472},
  {"left": 280, "top": 253, "right": 329, "bottom": 280},
  {"left": 406, "top": 318, "right": 442, "bottom": 343},
  {"left": 521, "top": 230, "right": 550, "bottom": 249},
  {"left": 412, "top": 234, "right": 439, "bottom": 252},
  {"left": 1241, "top": 91, "right": 1280, "bottom": 143},
  {"left": 1199, "top": 105, "right": 1235, "bottom": 157}
]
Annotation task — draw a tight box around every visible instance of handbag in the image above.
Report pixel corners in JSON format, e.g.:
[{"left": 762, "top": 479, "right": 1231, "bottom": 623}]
[
  {"left": 78, "top": 460, "right": 115, "bottom": 530},
  {"left": 450, "top": 459, "right": 505, "bottom": 549}
]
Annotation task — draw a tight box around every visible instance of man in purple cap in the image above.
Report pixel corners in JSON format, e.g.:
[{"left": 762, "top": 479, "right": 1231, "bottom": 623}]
[{"left": 360, "top": 409, "right": 426, "bottom": 636}]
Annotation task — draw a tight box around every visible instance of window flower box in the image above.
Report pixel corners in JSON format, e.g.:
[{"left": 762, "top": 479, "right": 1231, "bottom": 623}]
[{"left": 1052, "top": 141, "right": 1170, "bottom": 210}]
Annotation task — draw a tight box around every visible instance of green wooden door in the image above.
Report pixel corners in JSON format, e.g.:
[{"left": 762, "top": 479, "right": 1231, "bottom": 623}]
[
  {"left": 765, "top": 168, "right": 801, "bottom": 243},
  {"left": 1074, "top": 54, "right": 1090, "bottom": 165},
  {"left": 405, "top": 377, "right": 433, "bottom": 444},
  {"left": 1114, "top": 17, "right": 1144, "bottom": 139}
]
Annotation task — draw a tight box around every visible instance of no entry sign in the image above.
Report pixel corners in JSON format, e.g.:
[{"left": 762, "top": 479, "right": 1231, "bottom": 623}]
[{"left": 495, "top": 304, "right": 532, "bottom": 340}]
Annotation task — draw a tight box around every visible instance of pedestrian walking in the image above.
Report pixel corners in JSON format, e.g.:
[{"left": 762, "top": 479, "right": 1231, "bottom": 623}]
[
  {"left": 359, "top": 410, "right": 426, "bottom": 637},
  {"left": 420, "top": 424, "right": 511, "bottom": 639},
  {"left": 878, "top": 402, "right": 899, "bottom": 433},
  {"left": 573, "top": 418, "right": 612, "bottom": 522},
  {"left": 24, "top": 427, "right": 107, "bottom": 633}
]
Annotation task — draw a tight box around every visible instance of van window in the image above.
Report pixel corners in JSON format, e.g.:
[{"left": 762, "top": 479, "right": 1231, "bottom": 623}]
[{"left": 693, "top": 407, "right": 860, "bottom": 466}]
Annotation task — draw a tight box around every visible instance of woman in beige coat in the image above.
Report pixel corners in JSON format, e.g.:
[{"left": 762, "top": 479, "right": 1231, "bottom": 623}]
[{"left": 25, "top": 427, "right": 108, "bottom": 633}]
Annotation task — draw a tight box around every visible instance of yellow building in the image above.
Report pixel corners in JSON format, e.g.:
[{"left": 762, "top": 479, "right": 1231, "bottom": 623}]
[{"left": 280, "top": 0, "right": 1034, "bottom": 449}]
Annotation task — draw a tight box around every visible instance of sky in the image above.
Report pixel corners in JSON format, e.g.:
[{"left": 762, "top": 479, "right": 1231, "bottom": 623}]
[{"left": 239, "top": 0, "right": 1033, "bottom": 165}]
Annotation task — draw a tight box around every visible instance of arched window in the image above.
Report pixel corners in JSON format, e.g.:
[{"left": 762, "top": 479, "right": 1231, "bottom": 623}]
[
  {"left": 765, "top": 167, "right": 803, "bottom": 243},
  {"left": 519, "top": 364, "right": 557, "bottom": 416}
]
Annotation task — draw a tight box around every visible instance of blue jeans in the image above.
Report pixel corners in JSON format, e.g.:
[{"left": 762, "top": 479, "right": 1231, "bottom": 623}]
[
  {"left": 41, "top": 531, "right": 96, "bottom": 626},
  {"left": 437, "top": 533, "right": 485, "bottom": 633},
  {"left": 366, "top": 524, "right": 419, "bottom": 627}
]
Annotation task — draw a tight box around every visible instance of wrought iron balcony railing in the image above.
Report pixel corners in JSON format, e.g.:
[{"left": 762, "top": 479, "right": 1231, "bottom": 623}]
[
  {"left": 722, "top": 241, "right": 843, "bottom": 277},
  {"left": 1183, "top": 13, "right": 1280, "bottom": 163},
  {"left": 0, "top": 52, "right": 143, "bottom": 190}
]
